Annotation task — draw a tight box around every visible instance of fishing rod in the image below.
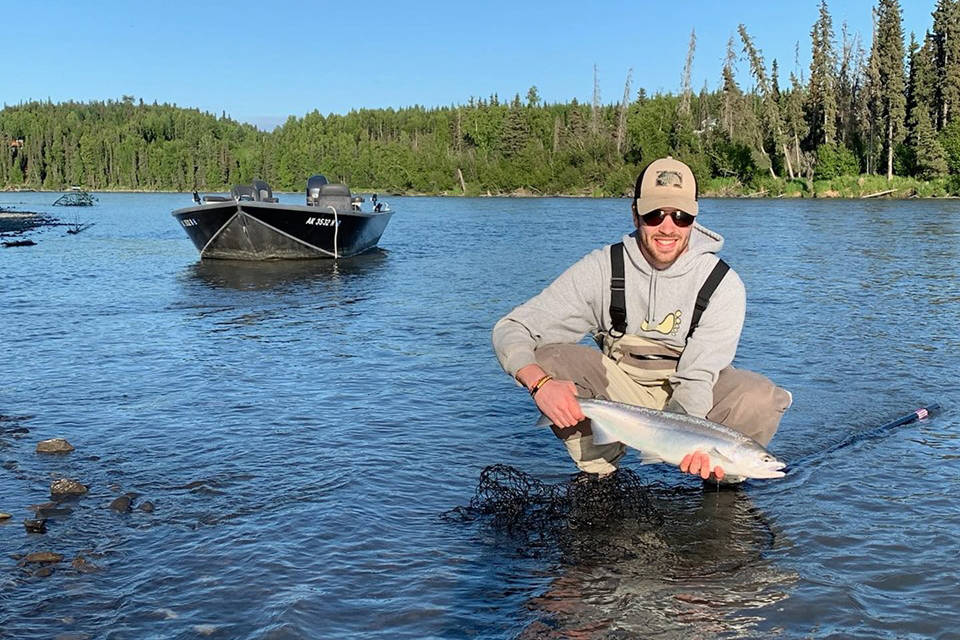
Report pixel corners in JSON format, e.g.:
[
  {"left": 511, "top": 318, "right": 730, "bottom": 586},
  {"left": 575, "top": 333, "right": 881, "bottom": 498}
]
[{"left": 784, "top": 403, "right": 942, "bottom": 473}]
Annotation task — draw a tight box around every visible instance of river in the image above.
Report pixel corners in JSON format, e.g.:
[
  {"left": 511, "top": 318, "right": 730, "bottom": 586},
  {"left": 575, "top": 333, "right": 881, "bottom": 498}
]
[{"left": 1, "top": 191, "right": 958, "bottom": 639}]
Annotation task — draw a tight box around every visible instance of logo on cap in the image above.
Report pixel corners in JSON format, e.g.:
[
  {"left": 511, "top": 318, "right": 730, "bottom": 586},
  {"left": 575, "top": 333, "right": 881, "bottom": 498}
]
[{"left": 655, "top": 171, "right": 684, "bottom": 189}]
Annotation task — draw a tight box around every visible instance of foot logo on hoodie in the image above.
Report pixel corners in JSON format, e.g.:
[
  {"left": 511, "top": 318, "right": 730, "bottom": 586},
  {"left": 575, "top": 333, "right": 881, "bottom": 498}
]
[{"left": 641, "top": 310, "right": 682, "bottom": 336}]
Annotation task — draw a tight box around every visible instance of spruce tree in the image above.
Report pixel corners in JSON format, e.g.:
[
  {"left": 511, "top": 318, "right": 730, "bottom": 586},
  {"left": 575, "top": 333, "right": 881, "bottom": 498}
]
[
  {"left": 785, "top": 71, "right": 811, "bottom": 176},
  {"left": 720, "top": 36, "right": 741, "bottom": 140},
  {"left": 867, "top": 0, "right": 907, "bottom": 180},
  {"left": 932, "top": 0, "right": 960, "bottom": 128},
  {"left": 907, "top": 32, "right": 947, "bottom": 176},
  {"left": 808, "top": 0, "right": 839, "bottom": 146},
  {"left": 739, "top": 24, "right": 792, "bottom": 178},
  {"left": 836, "top": 23, "right": 866, "bottom": 151}
]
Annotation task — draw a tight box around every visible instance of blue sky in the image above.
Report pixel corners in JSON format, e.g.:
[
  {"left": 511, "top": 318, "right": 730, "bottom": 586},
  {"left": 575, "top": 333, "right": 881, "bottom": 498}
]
[{"left": 4, "top": 0, "right": 935, "bottom": 130}]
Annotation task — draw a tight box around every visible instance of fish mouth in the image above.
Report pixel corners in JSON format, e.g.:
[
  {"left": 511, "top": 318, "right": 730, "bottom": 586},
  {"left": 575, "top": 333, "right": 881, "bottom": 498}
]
[
  {"left": 754, "top": 461, "right": 787, "bottom": 479},
  {"left": 739, "top": 458, "right": 786, "bottom": 479}
]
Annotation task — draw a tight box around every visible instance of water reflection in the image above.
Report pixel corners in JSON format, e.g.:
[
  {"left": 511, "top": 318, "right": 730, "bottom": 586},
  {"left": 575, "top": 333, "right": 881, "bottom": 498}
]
[
  {"left": 515, "top": 485, "right": 795, "bottom": 638},
  {"left": 181, "top": 249, "right": 389, "bottom": 291},
  {"left": 469, "top": 476, "right": 796, "bottom": 639}
]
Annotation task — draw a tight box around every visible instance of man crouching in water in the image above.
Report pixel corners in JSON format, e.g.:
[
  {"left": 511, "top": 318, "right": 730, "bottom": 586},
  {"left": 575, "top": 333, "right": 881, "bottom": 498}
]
[{"left": 492, "top": 156, "right": 792, "bottom": 482}]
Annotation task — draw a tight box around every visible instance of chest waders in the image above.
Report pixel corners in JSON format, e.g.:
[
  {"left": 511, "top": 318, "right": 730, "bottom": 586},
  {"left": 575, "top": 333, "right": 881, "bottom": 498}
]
[
  {"left": 538, "top": 244, "right": 788, "bottom": 475},
  {"left": 597, "top": 242, "right": 730, "bottom": 405}
]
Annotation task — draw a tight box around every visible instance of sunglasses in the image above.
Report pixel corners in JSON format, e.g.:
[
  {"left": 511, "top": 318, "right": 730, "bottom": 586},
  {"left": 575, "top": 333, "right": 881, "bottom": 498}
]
[{"left": 640, "top": 209, "right": 696, "bottom": 228}]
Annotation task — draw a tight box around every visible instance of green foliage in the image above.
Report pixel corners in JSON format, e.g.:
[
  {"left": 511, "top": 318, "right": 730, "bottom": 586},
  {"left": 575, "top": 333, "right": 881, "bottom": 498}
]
[
  {"left": 938, "top": 118, "right": 960, "bottom": 173},
  {"left": 814, "top": 143, "right": 860, "bottom": 179},
  {"left": 707, "top": 136, "right": 757, "bottom": 183},
  {"left": 2, "top": 0, "right": 960, "bottom": 197}
]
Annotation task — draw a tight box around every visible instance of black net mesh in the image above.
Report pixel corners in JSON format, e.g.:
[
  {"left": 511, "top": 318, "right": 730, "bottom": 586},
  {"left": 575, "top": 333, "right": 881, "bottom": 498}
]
[{"left": 442, "top": 464, "right": 668, "bottom": 563}]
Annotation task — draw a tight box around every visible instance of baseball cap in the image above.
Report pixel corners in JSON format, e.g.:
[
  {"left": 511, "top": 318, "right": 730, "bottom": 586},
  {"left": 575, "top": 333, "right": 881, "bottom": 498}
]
[{"left": 634, "top": 156, "right": 699, "bottom": 216}]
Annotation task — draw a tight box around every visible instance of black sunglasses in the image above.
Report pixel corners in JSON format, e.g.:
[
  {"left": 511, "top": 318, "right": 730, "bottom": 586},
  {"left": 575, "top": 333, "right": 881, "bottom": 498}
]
[{"left": 640, "top": 209, "right": 696, "bottom": 228}]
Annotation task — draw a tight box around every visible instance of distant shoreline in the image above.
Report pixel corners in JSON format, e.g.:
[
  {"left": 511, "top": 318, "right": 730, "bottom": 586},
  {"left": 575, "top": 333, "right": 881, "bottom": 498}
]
[{"left": 4, "top": 180, "right": 959, "bottom": 200}]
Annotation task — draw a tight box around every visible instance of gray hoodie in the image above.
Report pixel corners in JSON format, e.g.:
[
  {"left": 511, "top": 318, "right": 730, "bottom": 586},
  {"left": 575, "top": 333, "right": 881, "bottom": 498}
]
[{"left": 492, "top": 223, "right": 745, "bottom": 418}]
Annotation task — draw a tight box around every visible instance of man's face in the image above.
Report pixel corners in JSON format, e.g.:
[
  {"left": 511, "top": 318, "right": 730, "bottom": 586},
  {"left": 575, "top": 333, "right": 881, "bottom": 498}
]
[{"left": 633, "top": 206, "right": 693, "bottom": 270}]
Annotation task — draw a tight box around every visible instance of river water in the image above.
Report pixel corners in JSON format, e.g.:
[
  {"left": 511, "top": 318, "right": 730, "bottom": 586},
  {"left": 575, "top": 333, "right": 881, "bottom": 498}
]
[{"left": 0, "top": 192, "right": 958, "bottom": 639}]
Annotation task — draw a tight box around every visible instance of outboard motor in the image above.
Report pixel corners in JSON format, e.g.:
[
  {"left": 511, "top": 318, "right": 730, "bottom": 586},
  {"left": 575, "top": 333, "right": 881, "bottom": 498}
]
[
  {"left": 232, "top": 184, "right": 256, "bottom": 201},
  {"left": 251, "top": 179, "right": 278, "bottom": 202},
  {"left": 306, "top": 175, "right": 329, "bottom": 206}
]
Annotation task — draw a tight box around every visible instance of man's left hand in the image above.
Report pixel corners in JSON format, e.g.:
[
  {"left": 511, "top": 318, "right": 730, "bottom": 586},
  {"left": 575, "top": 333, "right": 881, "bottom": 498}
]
[{"left": 679, "top": 451, "right": 725, "bottom": 481}]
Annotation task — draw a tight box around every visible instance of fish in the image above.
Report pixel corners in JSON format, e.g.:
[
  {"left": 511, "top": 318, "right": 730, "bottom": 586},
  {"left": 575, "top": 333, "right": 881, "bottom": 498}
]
[{"left": 543, "top": 398, "right": 786, "bottom": 480}]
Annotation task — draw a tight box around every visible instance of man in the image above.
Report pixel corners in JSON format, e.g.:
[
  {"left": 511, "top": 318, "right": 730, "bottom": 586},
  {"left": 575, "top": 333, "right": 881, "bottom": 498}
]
[{"left": 492, "top": 156, "right": 791, "bottom": 481}]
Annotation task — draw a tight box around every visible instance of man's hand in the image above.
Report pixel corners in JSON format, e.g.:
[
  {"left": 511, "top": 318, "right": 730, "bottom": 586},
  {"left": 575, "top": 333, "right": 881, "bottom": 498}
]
[
  {"left": 532, "top": 378, "right": 584, "bottom": 428},
  {"left": 516, "top": 364, "right": 584, "bottom": 428},
  {"left": 679, "top": 451, "right": 725, "bottom": 481}
]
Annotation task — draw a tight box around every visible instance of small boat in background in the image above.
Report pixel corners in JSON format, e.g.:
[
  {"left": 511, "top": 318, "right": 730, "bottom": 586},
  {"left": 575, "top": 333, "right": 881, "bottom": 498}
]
[
  {"left": 53, "top": 190, "right": 98, "bottom": 206},
  {"left": 172, "top": 176, "right": 393, "bottom": 260}
]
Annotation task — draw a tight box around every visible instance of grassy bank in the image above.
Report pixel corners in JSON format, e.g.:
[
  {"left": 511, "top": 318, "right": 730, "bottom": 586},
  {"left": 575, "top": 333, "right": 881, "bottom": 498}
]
[
  {"left": 701, "top": 175, "right": 960, "bottom": 199},
  {"left": 6, "top": 175, "right": 960, "bottom": 199}
]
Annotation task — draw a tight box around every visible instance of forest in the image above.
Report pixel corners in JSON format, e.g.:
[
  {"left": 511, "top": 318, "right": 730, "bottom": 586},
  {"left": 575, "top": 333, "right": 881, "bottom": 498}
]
[{"left": 3, "top": 0, "right": 960, "bottom": 198}]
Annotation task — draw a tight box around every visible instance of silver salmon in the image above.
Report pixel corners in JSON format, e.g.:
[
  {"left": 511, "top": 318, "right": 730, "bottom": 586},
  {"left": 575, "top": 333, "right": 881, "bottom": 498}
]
[{"left": 560, "top": 398, "right": 786, "bottom": 480}]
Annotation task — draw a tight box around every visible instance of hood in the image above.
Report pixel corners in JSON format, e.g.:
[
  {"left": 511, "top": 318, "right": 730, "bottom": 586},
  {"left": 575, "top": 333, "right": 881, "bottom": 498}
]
[{"left": 620, "top": 222, "right": 727, "bottom": 325}]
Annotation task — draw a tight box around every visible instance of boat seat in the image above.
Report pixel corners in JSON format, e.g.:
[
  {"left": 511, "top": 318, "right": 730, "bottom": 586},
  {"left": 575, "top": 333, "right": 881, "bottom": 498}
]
[
  {"left": 307, "top": 176, "right": 351, "bottom": 207},
  {"left": 202, "top": 195, "right": 232, "bottom": 203},
  {"left": 319, "top": 184, "right": 350, "bottom": 196}
]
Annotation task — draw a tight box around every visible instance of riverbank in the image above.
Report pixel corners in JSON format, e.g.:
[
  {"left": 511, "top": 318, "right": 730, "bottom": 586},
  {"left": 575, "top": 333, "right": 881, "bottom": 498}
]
[
  {"left": 5, "top": 174, "right": 960, "bottom": 199},
  {"left": 700, "top": 174, "right": 960, "bottom": 199}
]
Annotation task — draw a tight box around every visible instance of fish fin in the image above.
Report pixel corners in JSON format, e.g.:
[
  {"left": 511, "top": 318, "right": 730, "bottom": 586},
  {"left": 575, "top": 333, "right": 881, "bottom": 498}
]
[
  {"left": 639, "top": 453, "right": 665, "bottom": 465},
  {"left": 588, "top": 419, "right": 620, "bottom": 446},
  {"left": 534, "top": 414, "right": 552, "bottom": 428}
]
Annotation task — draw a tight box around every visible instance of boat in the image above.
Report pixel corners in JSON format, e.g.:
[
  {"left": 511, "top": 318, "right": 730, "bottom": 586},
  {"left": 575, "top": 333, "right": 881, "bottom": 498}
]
[
  {"left": 53, "top": 190, "right": 98, "bottom": 206},
  {"left": 171, "top": 176, "right": 393, "bottom": 260}
]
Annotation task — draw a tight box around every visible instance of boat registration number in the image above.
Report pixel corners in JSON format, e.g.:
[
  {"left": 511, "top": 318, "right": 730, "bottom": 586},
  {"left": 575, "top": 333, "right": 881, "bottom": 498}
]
[
  {"left": 180, "top": 218, "right": 198, "bottom": 227},
  {"left": 306, "top": 217, "right": 341, "bottom": 227}
]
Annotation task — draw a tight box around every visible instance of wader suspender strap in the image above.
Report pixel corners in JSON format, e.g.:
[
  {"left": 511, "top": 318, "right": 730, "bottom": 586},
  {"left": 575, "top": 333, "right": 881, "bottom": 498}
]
[
  {"left": 609, "top": 242, "right": 627, "bottom": 336},
  {"left": 607, "top": 242, "right": 729, "bottom": 341},
  {"left": 686, "top": 259, "right": 729, "bottom": 340}
]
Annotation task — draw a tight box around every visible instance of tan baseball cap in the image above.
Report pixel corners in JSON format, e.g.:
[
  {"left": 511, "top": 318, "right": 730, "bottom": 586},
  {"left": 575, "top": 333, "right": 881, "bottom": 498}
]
[{"left": 634, "top": 156, "right": 698, "bottom": 215}]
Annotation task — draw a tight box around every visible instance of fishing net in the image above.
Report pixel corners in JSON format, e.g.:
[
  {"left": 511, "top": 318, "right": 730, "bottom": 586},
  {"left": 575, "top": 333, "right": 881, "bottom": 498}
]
[{"left": 442, "top": 464, "right": 667, "bottom": 563}]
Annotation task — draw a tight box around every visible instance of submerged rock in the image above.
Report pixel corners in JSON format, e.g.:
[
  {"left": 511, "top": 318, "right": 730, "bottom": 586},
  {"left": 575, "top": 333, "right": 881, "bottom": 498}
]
[
  {"left": 71, "top": 554, "right": 101, "bottom": 573},
  {"left": 138, "top": 501, "right": 155, "bottom": 513},
  {"left": 36, "top": 438, "right": 75, "bottom": 454},
  {"left": 24, "top": 518, "right": 47, "bottom": 533},
  {"left": 22, "top": 551, "right": 62, "bottom": 564},
  {"left": 29, "top": 502, "right": 73, "bottom": 518},
  {"left": 109, "top": 496, "right": 132, "bottom": 512},
  {"left": 0, "top": 512, "right": 11, "bottom": 521},
  {"left": 50, "top": 478, "right": 87, "bottom": 498}
]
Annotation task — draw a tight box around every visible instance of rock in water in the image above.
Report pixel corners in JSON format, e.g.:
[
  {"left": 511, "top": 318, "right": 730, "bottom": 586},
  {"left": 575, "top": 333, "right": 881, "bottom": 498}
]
[
  {"left": 36, "top": 438, "right": 75, "bottom": 454},
  {"left": 50, "top": 478, "right": 88, "bottom": 498},
  {"left": 22, "top": 551, "right": 62, "bottom": 564},
  {"left": 109, "top": 495, "right": 132, "bottom": 512},
  {"left": 24, "top": 518, "right": 47, "bottom": 533}
]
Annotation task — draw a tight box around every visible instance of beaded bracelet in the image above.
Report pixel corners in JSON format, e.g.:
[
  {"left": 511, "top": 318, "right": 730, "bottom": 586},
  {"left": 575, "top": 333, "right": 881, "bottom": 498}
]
[{"left": 529, "top": 374, "right": 553, "bottom": 397}]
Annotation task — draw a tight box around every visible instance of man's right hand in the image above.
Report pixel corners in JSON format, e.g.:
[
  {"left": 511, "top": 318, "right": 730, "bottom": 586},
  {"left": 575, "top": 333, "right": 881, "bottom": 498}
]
[
  {"left": 515, "top": 364, "right": 584, "bottom": 428},
  {"left": 532, "top": 378, "right": 584, "bottom": 428}
]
